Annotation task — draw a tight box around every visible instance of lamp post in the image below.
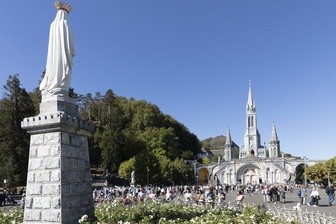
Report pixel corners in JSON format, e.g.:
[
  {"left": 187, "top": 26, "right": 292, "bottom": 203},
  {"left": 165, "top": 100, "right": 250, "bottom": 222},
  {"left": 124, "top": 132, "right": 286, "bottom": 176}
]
[
  {"left": 193, "top": 161, "right": 197, "bottom": 186},
  {"left": 303, "top": 157, "right": 307, "bottom": 186}
]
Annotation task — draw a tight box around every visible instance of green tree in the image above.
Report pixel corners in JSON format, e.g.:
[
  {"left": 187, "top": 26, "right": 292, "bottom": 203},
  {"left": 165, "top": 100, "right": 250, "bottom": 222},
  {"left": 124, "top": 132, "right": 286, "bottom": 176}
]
[
  {"left": 88, "top": 135, "right": 101, "bottom": 168},
  {"left": 133, "top": 150, "right": 160, "bottom": 185},
  {"left": 306, "top": 157, "right": 336, "bottom": 185},
  {"left": 118, "top": 157, "right": 136, "bottom": 180},
  {"left": 99, "top": 128, "right": 123, "bottom": 173},
  {"left": 163, "top": 115, "right": 201, "bottom": 156},
  {"left": 170, "top": 157, "right": 193, "bottom": 185},
  {"left": 0, "top": 74, "right": 35, "bottom": 186},
  {"left": 77, "top": 90, "right": 201, "bottom": 182},
  {"left": 139, "top": 127, "right": 178, "bottom": 157},
  {"left": 28, "top": 70, "right": 44, "bottom": 114},
  {"left": 200, "top": 157, "right": 211, "bottom": 164}
]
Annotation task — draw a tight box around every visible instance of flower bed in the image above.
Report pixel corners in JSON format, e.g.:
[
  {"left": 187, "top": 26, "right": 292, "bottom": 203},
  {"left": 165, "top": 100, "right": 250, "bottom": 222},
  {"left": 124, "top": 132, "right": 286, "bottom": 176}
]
[
  {"left": 93, "top": 201, "right": 297, "bottom": 224},
  {"left": 0, "top": 202, "right": 298, "bottom": 224}
]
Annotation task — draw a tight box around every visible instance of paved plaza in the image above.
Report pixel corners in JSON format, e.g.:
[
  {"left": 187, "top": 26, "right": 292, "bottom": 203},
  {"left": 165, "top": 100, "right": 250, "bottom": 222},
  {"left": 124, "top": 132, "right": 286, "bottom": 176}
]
[{"left": 225, "top": 188, "right": 336, "bottom": 218}]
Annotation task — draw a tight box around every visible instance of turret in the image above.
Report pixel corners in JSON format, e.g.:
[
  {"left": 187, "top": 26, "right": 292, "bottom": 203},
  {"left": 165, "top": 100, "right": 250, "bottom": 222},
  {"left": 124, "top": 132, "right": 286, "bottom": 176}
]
[
  {"left": 224, "top": 127, "right": 233, "bottom": 161},
  {"left": 268, "top": 122, "right": 280, "bottom": 158}
]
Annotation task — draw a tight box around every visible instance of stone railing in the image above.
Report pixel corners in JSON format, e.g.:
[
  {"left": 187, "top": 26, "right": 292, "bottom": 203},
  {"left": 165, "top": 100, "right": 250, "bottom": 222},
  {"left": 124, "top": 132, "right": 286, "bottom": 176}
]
[{"left": 265, "top": 204, "right": 336, "bottom": 224}]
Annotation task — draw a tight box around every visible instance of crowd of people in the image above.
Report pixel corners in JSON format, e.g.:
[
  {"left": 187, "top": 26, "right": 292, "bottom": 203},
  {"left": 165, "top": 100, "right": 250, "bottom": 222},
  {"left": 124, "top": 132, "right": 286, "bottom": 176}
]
[
  {"left": 295, "top": 183, "right": 335, "bottom": 207},
  {"left": 91, "top": 182, "right": 335, "bottom": 209},
  {"left": 91, "top": 183, "right": 289, "bottom": 208},
  {"left": 1, "top": 182, "right": 334, "bottom": 210},
  {"left": 0, "top": 188, "right": 21, "bottom": 207},
  {"left": 92, "top": 184, "right": 238, "bottom": 207}
]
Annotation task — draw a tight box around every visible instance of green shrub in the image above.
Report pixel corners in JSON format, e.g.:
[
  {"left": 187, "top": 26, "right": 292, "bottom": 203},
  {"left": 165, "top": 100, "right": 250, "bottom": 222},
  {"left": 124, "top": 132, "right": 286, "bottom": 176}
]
[{"left": 0, "top": 208, "right": 23, "bottom": 224}]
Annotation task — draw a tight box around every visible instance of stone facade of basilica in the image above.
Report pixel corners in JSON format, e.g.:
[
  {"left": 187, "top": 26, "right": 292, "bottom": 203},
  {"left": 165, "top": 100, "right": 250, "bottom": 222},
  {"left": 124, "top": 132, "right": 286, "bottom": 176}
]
[{"left": 197, "top": 82, "right": 318, "bottom": 186}]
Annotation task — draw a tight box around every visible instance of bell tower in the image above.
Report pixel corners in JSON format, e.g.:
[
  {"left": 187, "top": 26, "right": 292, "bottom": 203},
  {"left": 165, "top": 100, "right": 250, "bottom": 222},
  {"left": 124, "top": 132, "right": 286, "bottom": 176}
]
[{"left": 242, "top": 81, "right": 261, "bottom": 158}]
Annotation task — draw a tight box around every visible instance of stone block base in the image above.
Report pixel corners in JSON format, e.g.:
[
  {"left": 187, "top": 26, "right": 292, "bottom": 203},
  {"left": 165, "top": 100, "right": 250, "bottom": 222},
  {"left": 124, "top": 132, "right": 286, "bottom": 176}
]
[{"left": 22, "top": 129, "right": 94, "bottom": 223}]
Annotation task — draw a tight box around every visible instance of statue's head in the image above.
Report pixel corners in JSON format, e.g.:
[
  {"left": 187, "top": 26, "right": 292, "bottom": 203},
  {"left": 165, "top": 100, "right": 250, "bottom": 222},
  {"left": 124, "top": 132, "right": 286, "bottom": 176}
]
[{"left": 55, "top": 1, "right": 71, "bottom": 14}]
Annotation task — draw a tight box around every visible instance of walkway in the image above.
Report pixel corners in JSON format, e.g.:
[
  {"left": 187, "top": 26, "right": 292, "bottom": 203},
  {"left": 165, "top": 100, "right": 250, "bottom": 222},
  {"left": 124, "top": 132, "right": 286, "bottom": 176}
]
[{"left": 225, "top": 188, "right": 336, "bottom": 218}]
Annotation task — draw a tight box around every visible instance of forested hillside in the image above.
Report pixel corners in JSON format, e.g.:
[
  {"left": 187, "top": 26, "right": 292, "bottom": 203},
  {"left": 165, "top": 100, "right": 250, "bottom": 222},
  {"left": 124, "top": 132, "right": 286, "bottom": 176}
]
[
  {"left": 0, "top": 74, "right": 201, "bottom": 186},
  {"left": 75, "top": 90, "right": 201, "bottom": 185}
]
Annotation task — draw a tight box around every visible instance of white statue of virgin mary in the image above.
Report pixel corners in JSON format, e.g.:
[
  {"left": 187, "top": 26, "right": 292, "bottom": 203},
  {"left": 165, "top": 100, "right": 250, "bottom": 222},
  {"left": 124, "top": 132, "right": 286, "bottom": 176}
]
[{"left": 40, "top": 2, "right": 75, "bottom": 99}]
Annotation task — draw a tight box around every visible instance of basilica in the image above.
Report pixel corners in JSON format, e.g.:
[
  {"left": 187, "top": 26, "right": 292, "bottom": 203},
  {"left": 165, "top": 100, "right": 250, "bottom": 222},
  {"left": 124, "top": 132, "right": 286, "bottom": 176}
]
[{"left": 197, "top": 82, "right": 318, "bottom": 186}]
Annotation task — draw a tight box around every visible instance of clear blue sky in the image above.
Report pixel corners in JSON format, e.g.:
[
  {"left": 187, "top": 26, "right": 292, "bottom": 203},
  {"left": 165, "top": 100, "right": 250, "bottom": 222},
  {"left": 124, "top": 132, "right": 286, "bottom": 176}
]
[{"left": 1, "top": 1, "right": 336, "bottom": 160}]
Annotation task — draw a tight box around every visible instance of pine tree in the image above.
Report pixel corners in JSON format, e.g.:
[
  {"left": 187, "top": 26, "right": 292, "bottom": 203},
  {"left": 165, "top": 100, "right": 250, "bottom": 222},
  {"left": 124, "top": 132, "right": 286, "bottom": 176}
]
[{"left": 0, "top": 74, "right": 35, "bottom": 186}]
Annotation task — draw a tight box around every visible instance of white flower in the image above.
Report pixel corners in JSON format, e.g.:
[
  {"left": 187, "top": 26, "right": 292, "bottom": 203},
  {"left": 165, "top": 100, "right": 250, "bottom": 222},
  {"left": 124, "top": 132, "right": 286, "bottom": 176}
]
[{"left": 78, "top": 214, "right": 88, "bottom": 223}]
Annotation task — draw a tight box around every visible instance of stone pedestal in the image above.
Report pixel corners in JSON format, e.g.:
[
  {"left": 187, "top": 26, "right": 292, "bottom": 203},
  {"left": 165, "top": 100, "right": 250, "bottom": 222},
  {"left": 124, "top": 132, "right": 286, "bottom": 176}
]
[{"left": 21, "top": 98, "right": 94, "bottom": 224}]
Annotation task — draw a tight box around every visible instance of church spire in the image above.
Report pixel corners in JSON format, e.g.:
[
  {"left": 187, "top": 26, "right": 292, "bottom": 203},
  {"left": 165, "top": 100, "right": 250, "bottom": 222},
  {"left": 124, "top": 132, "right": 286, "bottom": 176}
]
[
  {"left": 270, "top": 122, "right": 278, "bottom": 141},
  {"left": 224, "top": 126, "right": 233, "bottom": 161},
  {"left": 246, "top": 80, "right": 255, "bottom": 111},
  {"left": 268, "top": 122, "right": 280, "bottom": 158},
  {"left": 225, "top": 126, "right": 232, "bottom": 145}
]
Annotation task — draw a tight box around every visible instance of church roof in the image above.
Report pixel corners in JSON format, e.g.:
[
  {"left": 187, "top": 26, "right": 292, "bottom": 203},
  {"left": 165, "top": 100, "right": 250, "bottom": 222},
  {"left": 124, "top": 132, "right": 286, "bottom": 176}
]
[{"left": 198, "top": 147, "right": 215, "bottom": 157}]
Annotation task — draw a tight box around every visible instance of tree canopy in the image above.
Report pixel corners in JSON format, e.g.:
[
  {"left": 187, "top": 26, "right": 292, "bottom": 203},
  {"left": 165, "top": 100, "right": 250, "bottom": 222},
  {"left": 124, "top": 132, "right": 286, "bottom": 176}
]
[
  {"left": 77, "top": 90, "right": 201, "bottom": 185},
  {"left": 0, "top": 74, "right": 201, "bottom": 187},
  {"left": 306, "top": 157, "right": 336, "bottom": 186},
  {"left": 0, "top": 74, "right": 35, "bottom": 186}
]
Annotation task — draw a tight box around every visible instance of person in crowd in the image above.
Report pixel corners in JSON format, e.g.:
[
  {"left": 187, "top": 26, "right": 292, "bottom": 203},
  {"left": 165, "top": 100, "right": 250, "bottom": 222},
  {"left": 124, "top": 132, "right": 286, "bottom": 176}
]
[
  {"left": 20, "top": 187, "right": 25, "bottom": 195},
  {"left": 262, "top": 185, "right": 269, "bottom": 203},
  {"left": 21, "top": 193, "right": 26, "bottom": 209},
  {"left": 297, "top": 185, "right": 306, "bottom": 205},
  {"left": 92, "top": 188, "right": 97, "bottom": 202},
  {"left": 236, "top": 190, "right": 244, "bottom": 208},
  {"left": 206, "top": 186, "right": 216, "bottom": 201},
  {"left": 307, "top": 187, "right": 320, "bottom": 207},
  {"left": 165, "top": 190, "right": 174, "bottom": 201},
  {"left": 148, "top": 189, "right": 157, "bottom": 200},
  {"left": 218, "top": 188, "right": 226, "bottom": 203},
  {"left": 0, "top": 192, "right": 5, "bottom": 207},
  {"left": 194, "top": 189, "right": 205, "bottom": 205},
  {"left": 205, "top": 186, "right": 216, "bottom": 207},
  {"left": 136, "top": 188, "right": 145, "bottom": 202},
  {"left": 278, "top": 185, "right": 286, "bottom": 203},
  {"left": 325, "top": 184, "right": 335, "bottom": 206},
  {"left": 269, "top": 185, "right": 279, "bottom": 203},
  {"left": 183, "top": 188, "right": 192, "bottom": 202},
  {"left": 5, "top": 194, "right": 17, "bottom": 206}
]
